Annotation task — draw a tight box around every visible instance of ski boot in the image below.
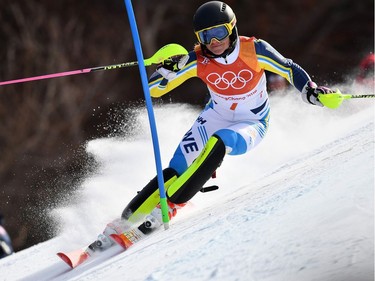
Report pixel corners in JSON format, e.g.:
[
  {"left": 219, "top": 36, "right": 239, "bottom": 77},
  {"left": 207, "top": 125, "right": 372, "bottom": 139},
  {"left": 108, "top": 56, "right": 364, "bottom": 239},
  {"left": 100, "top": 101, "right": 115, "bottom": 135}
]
[{"left": 88, "top": 219, "right": 131, "bottom": 253}]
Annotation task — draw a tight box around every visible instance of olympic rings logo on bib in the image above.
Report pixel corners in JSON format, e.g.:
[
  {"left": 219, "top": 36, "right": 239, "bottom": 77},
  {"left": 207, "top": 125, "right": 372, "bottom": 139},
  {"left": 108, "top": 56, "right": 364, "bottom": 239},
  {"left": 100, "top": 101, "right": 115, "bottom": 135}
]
[{"left": 206, "top": 70, "right": 253, "bottom": 90}]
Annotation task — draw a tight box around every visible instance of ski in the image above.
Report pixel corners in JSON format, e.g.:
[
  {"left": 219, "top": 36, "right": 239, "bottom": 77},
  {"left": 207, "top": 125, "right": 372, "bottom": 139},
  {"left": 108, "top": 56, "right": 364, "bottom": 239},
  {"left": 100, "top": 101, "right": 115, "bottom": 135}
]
[
  {"left": 57, "top": 187, "right": 217, "bottom": 268},
  {"left": 57, "top": 248, "right": 91, "bottom": 268},
  {"left": 110, "top": 224, "right": 149, "bottom": 249},
  {"left": 56, "top": 236, "right": 112, "bottom": 269},
  {"left": 57, "top": 221, "right": 154, "bottom": 269}
]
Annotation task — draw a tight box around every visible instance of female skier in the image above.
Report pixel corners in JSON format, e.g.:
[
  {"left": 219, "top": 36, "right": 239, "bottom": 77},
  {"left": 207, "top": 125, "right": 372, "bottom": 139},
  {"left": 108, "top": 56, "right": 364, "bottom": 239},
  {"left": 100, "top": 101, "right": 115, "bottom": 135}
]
[{"left": 95, "top": 1, "right": 334, "bottom": 249}]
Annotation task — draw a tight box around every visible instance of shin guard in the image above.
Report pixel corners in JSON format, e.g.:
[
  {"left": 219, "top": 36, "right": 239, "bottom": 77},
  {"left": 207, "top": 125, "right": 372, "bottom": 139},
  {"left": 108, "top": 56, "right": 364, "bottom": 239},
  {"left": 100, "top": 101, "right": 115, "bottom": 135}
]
[
  {"left": 121, "top": 168, "right": 178, "bottom": 223},
  {"left": 167, "top": 135, "right": 226, "bottom": 204}
]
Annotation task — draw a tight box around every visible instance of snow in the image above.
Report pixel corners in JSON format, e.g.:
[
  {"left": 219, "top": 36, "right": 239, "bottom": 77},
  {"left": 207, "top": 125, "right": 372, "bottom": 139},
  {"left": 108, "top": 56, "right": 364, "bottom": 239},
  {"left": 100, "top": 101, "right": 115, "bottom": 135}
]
[{"left": 0, "top": 90, "right": 374, "bottom": 281}]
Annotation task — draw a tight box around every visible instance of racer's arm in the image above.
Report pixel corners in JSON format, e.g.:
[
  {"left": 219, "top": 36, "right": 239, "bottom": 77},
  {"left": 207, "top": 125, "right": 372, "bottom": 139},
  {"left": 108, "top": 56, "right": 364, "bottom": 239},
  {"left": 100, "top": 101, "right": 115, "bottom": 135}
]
[
  {"left": 148, "top": 51, "right": 198, "bottom": 98},
  {"left": 254, "top": 39, "right": 335, "bottom": 106},
  {"left": 254, "top": 39, "right": 310, "bottom": 92}
]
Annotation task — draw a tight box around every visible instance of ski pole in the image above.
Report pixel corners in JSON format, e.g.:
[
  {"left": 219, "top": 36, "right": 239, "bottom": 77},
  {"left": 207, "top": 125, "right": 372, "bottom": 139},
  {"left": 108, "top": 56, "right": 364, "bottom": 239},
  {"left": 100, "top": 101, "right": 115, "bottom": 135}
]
[
  {"left": 0, "top": 43, "right": 187, "bottom": 86},
  {"left": 124, "top": 0, "right": 171, "bottom": 229},
  {"left": 346, "top": 94, "right": 375, "bottom": 99},
  {"left": 318, "top": 89, "right": 375, "bottom": 109}
]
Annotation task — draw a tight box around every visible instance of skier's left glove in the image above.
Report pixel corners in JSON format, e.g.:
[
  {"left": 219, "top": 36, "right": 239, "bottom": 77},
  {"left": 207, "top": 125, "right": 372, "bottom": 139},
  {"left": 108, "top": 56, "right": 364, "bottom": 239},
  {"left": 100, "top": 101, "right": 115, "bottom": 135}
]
[
  {"left": 156, "top": 54, "right": 189, "bottom": 80},
  {"left": 302, "top": 81, "right": 334, "bottom": 107}
]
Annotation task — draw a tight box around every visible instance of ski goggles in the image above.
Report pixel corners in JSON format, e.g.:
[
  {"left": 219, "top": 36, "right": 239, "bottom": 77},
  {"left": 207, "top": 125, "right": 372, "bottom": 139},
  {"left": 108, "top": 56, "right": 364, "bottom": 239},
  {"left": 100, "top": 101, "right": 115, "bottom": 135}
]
[{"left": 195, "top": 17, "right": 236, "bottom": 45}]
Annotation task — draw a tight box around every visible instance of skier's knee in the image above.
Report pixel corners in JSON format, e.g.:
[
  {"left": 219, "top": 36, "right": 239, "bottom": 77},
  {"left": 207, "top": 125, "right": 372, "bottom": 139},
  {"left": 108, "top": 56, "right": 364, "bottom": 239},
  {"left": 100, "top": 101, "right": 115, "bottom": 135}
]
[{"left": 215, "top": 128, "right": 247, "bottom": 155}]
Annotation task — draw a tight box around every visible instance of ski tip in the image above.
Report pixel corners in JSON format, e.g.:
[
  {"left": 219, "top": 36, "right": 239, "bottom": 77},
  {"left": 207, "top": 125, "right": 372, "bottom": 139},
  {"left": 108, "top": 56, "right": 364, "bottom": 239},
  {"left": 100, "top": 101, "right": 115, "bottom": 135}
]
[
  {"left": 57, "top": 250, "right": 90, "bottom": 269},
  {"left": 57, "top": 252, "right": 73, "bottom": 268},
  {"left": 110, "top": 234, "right": 133, "bottom": 249}
]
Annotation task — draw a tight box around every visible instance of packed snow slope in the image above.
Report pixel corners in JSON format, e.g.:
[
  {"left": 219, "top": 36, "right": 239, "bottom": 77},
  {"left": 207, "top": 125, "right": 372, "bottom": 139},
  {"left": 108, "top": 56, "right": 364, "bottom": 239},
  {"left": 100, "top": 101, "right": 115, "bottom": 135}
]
[{"left": 1, "top": 87, "right": 374, "bottom": 281}]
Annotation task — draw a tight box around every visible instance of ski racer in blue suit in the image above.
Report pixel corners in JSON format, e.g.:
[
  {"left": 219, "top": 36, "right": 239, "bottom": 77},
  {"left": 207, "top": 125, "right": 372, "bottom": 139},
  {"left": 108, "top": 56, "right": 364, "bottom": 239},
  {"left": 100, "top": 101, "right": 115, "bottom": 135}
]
[{"left": 97, "top": 1, "right": 335, "bottom": 247}]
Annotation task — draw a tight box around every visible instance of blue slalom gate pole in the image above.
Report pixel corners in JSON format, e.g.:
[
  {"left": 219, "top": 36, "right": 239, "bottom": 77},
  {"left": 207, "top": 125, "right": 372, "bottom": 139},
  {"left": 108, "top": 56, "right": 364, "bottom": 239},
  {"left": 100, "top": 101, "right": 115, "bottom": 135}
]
[{"left": 124, "top": 0, "right": 169, "bottom": 229}]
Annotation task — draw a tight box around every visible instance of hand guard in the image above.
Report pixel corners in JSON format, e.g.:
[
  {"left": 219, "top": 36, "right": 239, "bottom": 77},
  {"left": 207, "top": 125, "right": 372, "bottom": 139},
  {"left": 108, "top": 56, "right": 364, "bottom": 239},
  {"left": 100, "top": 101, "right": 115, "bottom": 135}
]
[
  {"left": 156, "top": 54, "right": 189, "bottom": 80},
  {"left": 302, "top": 81, "right": 334, "bottom": 107}
]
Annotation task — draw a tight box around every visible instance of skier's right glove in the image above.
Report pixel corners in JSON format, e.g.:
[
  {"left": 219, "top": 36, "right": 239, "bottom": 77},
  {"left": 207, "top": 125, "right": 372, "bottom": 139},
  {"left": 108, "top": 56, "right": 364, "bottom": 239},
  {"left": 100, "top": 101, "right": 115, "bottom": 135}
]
[
  {"left": 302, "top": 81, "right": 334, "bottom": 107},
  {"left": 156, "top": 54, "right": 189, "bottom": 80}
]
